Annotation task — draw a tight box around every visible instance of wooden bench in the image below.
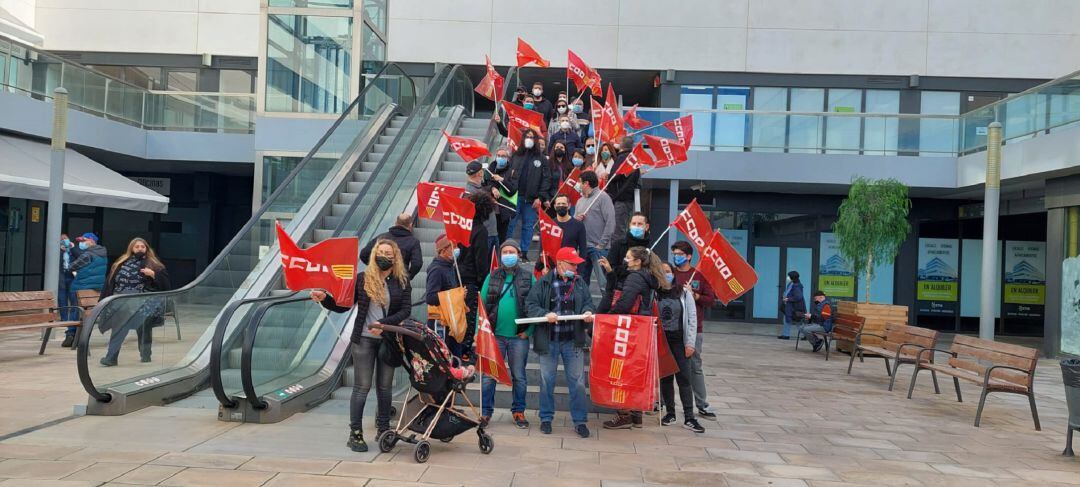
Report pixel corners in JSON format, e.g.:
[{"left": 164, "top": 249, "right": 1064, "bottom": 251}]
[
  {"left": 0, "top": 291, "right": 84, "bottom": 354},
  {"left": 847, "top": 322, "right": 941, "bottom": 392},
  {"left": 820, "top": 312, "right": 864, "bottom": 361},
  {"left": 907, "top": 335, "right": 1041, "bottom": 430}
]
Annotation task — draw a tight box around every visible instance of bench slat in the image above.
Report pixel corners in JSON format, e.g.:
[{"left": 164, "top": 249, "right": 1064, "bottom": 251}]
[
  {"left": 0, "top": 299, "right": 57, "bottom": 312},
  {"left": 0, "top": 312, "right": 59, "bottom": 326},
  {"left": 0, "top": 291, "right": 55, "bottom": 302},
  {"left": 0, "top": 321, "right": 80, "bottom": 332},
  {"left": 952, "top": 335, "right": 1039, "bottom": 362},
  {"left": 949, "top": 343, "right": 1035, "bottom": 371}
]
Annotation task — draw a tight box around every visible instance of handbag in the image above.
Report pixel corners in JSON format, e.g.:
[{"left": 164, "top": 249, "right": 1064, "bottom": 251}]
[{"left": 437, "top": 286, "right": 469, "bottom": 342}]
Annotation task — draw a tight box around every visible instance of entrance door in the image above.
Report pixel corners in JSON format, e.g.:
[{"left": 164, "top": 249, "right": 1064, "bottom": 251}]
[{"left": 752, "top": 246, "right": 780, "bottom": 319}]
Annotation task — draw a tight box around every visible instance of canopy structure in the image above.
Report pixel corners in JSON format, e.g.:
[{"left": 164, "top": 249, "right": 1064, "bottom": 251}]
[{"left": 0, "top": 134, "right": 169, "bottom": 213}]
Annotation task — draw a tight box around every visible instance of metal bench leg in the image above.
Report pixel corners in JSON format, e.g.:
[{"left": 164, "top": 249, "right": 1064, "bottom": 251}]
[
  {"left": 1064, "top": 428, "right": 1075, "bottom": 457},
  {"left": 953, "top": 377, "right": 962, "bottom": 402},
  {"left": 888, "top": 358, "right": 901, "bottom": 391},
  {"left": 39, "top": 327, "right": 52, "bottom": 355},
  {"left": 1027, "top": 392, "right": 1041, "bottom": 431},
  {"left": 974, "top": 389, "right": 990, "bottom": 427},
  {"left": 794, "top": 326, "right": 801, "bottom": 350},
  {"left": 823, "top": 337, "right": 831, "bottom": 361},
  {"left": 929, "top": 369, "right": 940, "bottom": 394},
  {"left": 906, "top": 366, "right": 921, "bottom": 399},
  {"left": 846, "top": 346, "right": 857, "bottom": 374},
  {"left": 883, "top": 357, "right": 892, "bottom": 377}
]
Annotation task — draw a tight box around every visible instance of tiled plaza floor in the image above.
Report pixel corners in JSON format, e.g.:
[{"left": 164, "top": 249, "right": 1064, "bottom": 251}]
[{"left": 1, "top": 327, "right": 1079, "bottom": 486}]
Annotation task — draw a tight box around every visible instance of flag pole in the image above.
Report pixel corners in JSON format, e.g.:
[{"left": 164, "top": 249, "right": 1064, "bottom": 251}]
[{"left": 647, "top": 226, "right": 672, "bottom": 252}]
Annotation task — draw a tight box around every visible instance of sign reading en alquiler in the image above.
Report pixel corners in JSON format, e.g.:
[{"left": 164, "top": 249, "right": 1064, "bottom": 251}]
[
  {"left": 1003, "top": 241, "right": 1045, "bottom": 320},
  {"left": 916, "top": 238, "right": 959, "bottom": 316}
]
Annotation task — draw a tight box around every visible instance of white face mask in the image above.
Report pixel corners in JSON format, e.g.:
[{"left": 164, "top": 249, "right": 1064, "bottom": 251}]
[
  {"left": 560, "top": 121, "right": 571, "bottom": 130},
  {"left": 524, "top": 138, "right": 535, "bottom": 149},
  {"left": 557, "top": 106, "right": 567, "bottom": 114},
  {"left": 532, "top": 88, "right": 542, "bottom": 97}
]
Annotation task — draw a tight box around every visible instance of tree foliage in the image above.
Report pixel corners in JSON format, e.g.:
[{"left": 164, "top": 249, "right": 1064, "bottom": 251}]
[{"left": 832, "top": 177, "right": 912, "bottom": 301}]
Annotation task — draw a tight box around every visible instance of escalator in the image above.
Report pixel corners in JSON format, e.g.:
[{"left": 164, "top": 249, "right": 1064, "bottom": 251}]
[
  {"left": 74, "top": 64, "right": 419, "bottom": 415},
  {"left": 209, "top": 66, "right": 518, "bottom": 423}
]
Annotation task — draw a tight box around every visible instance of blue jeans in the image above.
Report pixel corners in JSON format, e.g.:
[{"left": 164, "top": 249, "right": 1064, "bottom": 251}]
[
  {"left": 538, "top": 339, "right": 588, "bottom": 425},
  {"left": 507, "top": 200, "right": 538, "bottom": 255},
  {"left": 582, "top": 247, "right": 608, "bottom": 290},
  {"left": 57, "top": 279, "right": 76, "bottom": 321},
  {"left": 105, "top": 313, "right": 152, "bottom": 362},
  {"left": 781, "top": 313, "right": 794, "bottom": 337},
  {"left": 481, "top": 335, "right": 529, "bottom": 417}
]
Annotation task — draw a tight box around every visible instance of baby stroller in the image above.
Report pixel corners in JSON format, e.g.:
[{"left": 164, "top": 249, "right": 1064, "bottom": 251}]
[{"left": 374, "top": 319, "right": 493, "bottom": 463}]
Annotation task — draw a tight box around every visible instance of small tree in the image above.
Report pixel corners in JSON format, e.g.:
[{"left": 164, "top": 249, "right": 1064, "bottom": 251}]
[{"left": 832, "top": 177, "right": 912, "bottom": 302}]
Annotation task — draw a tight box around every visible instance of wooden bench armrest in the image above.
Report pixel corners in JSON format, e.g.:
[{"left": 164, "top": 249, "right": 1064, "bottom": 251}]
[
  {"left": 983, "top": 364, "right": 1034, "bottom": 388},
  {"left": 915, "top": 347, "right": 957, "bottom": 364},
  {"left": 50, "top": 306, "right": 85, "bottom": 319}
]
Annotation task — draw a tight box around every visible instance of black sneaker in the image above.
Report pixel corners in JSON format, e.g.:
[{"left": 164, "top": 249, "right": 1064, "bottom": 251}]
[
  {"left": 777, "top": 336, "right": 790, "bottom": 340},
  {"left": 347, "top": 430, "right": 368, "bottom": 452},
  {"left": 61, "top": 335, "right": 75, "bottom": 348},
  {"left": 99, "top": 357, "right": 117, "bottom": 367},
  {"left": 575, "top": 424, "right": 590, "bottom": 438},
  {"left": 697, "top": 408, "right": 717, "bottom": 421},
  {"left": 540, "top": 421, "right": 552, "bottom": 434},
  {"left": 812, "top": 341, "right": 824, "bottom": 353},
  {"left": 661, "top": 413, "right": 677, "bottom": 426},
  {"left": 684, "top": 418, "right": 705, "bottom": 433},
  {"left": 513, "top": 412, "right": 529, "bottom": 429}
]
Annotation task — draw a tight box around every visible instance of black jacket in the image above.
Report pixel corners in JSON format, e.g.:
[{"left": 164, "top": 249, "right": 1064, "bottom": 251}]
[
  {"left": 359, "top": 226, "right": 423, "bottom": 280},
  {"left": 603, "top": 232, "right": 651, "bottom": 296},
  {"left": 509, "top": 149, "right": 553, "bottom": 203},
  {"left": 425, "top": 257, "right": 459, "bottom": 306},
  {"left": 483, "top": 264, "right": 534, "bottom": 335},
  {"left": 456, "top": 224, "right": 491, "bottom": 289},
  {"left": 599, "top": 268, "right": 658, "bottom": 316},
  {"left": 101, "top": 259, "right": 171, "bottom": 300},
  {"left": 605, "top": 168, "right": 641, "bottom": 204},
  {"left": 526, "top": 272, "right": 595, "bottom": 353},
  {"left": 556, "top": 217, "right": 588, "bottom": 267},
  {"left": 487, "top": 159, "right": 519, "bottom": 220},
  {"left": 531, "top": 97, "right": 555, "bottom": 126},
  {"left": 322, "top": 270, "right": 412, "bottom": 344}
]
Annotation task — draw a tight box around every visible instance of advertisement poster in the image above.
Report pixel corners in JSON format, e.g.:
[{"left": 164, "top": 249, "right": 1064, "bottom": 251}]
[
  {"left": 817, "top": 233, "right": 855, "bottom": 298},
  {"left": 916, "top": 238, "right": 959, "bottom": 316},
  {"left": 1003, "top": 241, "right": 1046, "bottom": 320}
]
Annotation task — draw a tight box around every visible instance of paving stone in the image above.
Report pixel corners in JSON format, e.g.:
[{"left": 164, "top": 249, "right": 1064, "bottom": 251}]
[
  {"left": 61, "top": 462, "right": 140, "bottom": 482},
  {"left": 724, "top": 474, "right": 809, "bottom": 486},
  {"left": 418, "top": 465, "right": 514, "bottom": 487},
  {"left": 150, "top": 452, "right": 252, "bottom": 469},
  {"left": 706, "top": 448, "right": 786, "bottom": 464},
  {"left": 365, "top": 481, "right": 446, "bottom": 487},
  {"left": 733, "top": 440, "right": 808, "bottom": 454},
  {"left": 634, "top": 443, "right": 711, "bottom": 458},
  {"left": 239, "top": 456, "right": 338, "bottom": 475},
  {"left": 111, "top": 465, "right": 184, "bottom": 484},
  {"left": 0, "top": 445, "right": 84, "bottom": 461},
  {"left": 675, "top": 458, "right": 757, "bottom": 476},
  {"left": 329, "top": 460, "right": 428, "bottom": 481},
  {"left": 759, "top": 465, "right": 840, "bottom": 481},
  {"left": 837, "top": 470, "right": 923, "bottom": 486},
  {"left": 561, "top": 438, "right": 636, "bottom": 453},
  {"left": 159, "top": 467, "right": 275, "bottom": 486},
  {"left": 641, "top": 468, "right": 729, "bottom": 486},
  {"left": 59, "top": 449, "right": 165, "bottom": 464},
  {"left": 263, "top": 473, "right": 370, "bottom": 486},
  {"left": 558, "top": 461, "right": 642, "bottom": 481},
  {"left": 0, "top": 460, "right": 93, "bottom": 480},
  {"left": 0, "top": 480, "right": 102, "bottom": 486},
  {"left": 1008, "top": 468, "right": 1080, "bottom": 485},
  {"left": 598, "top": 452, "right": 678, "bottom": 469},
  {"left": 930, "top": 463, "right": 1019, "bottom": 479},
  {"left": 520, "top": 446, "right": 598, "bottom": 463},
  {"left": 824, "top": 436, "right": 899, "bottom": 450},
  {"left": 511, "top": 473, "right": 600, "bottom": 487}
]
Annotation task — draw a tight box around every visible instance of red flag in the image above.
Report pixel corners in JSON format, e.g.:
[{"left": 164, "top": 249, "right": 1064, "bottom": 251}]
[
  {"left": 662, "top": 115, "right": 694, "bottom": 146},
  {"left": 475, "top": 300, "right": 513, "bottom": 385},
  {"left": 698, "top": 232, "right": 758, "bottom": 306},
  {"left": 589, "top": 314, "right": 658, "bottom": 411},
  {"left": 655, "top": 324, "right": 680, "bottom": 379},
  {"left": 644, "top": 134, "right": 688, "bottom": 168},
  {"left": 417, "top": 182, "right": 466, "bottom": 221},
  {"left": 590, "top": 97, "right": 604, "bottom": 139},
  {"left": 505, "top": 123, "right": 522, "bottom": 153},
  {"left": 515, "top": 37, "right": 550, "bottom": 68},
  {"left": 474, "top": 55, "right": 505, "bottom": 102},
  {"left": 623, "top": 104, "right": 650, "bottom": 130},
  {"left": 489, "top": 245, "right": 499, "bottom": 273},
  {"left": 438, "top": 191, "right": 475, "bottom": 248},
  {"left": 536, "top": 210, "right": 564, "bottom": 262},
  {"left": 613, "top": 142, "right": 654, "bottom": 178},
  {"left": 500, "top": 100, "right": 546, "bottom": 137},
  {"left": 671, "top": 198, "right": 714, "bottom": 256},
  {"left": 443, "top": 132, "right": 490, "bottom": 163},
  {"left": 567, "top": 50, "right": 600, "bottom": 94},
  {"left": 599, "top": 84, "right": 626, "bottom": 142},
  {"left": 557, "top": 167, "right": 583, "bottom": 205},
  {"left": 586, "top": 67, "right": 602, "bottom": 94},
  {"left": 276, "top": 222, "right": 358, "bottom": 307}
]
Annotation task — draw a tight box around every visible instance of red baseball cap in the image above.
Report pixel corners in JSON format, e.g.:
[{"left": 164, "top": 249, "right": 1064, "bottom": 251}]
[{"left": 555, "top": 247, "right": 585, "bottom": 265}]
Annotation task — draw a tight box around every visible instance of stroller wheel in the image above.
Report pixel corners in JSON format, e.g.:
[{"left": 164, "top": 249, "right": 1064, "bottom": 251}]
[
  {"left": 439, "top": 435, "right": 454, "bottom": 443},
  {"left": 377, "top": 430, "right": 398, "bottom": 453},
  {"left": 413, "top": 441, "right": 430, "bottom": 463},
  {"left": 478, "top": 433, "right": 494, "bottom": 454}
]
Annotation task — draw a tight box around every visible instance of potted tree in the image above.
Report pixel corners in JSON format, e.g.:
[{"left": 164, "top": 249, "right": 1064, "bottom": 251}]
[{"left": 832, "top": 177, "right": 912, "bottom": 348}]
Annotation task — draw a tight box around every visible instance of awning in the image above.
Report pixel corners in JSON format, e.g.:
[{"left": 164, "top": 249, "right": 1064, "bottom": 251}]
[{"left": 0, "top": 134, "right": 169, "bottom": 213}]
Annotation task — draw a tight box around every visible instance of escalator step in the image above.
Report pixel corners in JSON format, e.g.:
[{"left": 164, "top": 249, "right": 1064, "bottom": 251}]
[{"left": 338, "top": 193, "right": 358, "bottom": 205}]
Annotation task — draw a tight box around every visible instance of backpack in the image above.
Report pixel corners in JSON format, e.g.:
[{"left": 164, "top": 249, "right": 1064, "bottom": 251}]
[{"left": 657, "top": 293, "right": 683, "bottom": 332}]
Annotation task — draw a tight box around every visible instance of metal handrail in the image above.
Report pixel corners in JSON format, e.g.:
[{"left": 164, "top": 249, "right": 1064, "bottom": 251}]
[
  {"left": 76, "top": 62, "right": 417, "bottom": 403},
  {"left": 241, "top": 295, "right": 314, "bottom": 410},
  {"left": 209, "top": 292, "right": 298, "bottom": 408}
]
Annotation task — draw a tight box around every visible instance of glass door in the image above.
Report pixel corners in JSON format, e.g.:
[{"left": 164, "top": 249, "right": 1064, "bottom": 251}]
[
  {"left": 785, "top": 247, "right": 813, "bottom": 307},
  {"left": 752, "top": 246, "right": 780, "bottom": 319}
]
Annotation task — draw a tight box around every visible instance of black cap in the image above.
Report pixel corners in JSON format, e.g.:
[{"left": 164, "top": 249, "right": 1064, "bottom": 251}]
[{"left": 466, "top": 161, "right": 483, "bottom": 175}]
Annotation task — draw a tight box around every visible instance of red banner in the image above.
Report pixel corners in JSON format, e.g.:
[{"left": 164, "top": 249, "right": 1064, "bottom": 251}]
[
  {"left": 589, "top": 314, "right": 658, "bottom": 411},
  {"left": 276, "top": 222, "right": 358, "bottom": 308},
  {"left": 671, "top": 198, "right": 714, "bottom": 256},
  {"left": 515, "top": 37, "right": 550, "bottom": 68},
  {"left": 662, "top": 115, "right": 694, "bottom": 146},
  {"left": 613, "top": 142, "right": 654, "bottom": 178},
  {"left": 557, "top": 167, "right": 583, "bottom": 205},
  {"left": 417, "top": 182, "right": 466, "bottom": 221},
  {"left": 624, "top": 104, "right": 650, "bottom": 130},
  {"left": 443, "top": 132, "right": 490, "bottom": 162},
  {"left": 599, "top": 84, "right": 626, "bottom": 142},
  {"left": 500, "top": 100, "right": 546, "bottom": 137},
  {"left": 475, "top": 300, "right": 513, "bottom": 385},
  {"left": 474, "top": 55, "right": 505, "bottom": 102},
  {"left": 505, "top": 122, "right": 522, "bottom": 153},
  {"left": 698, "top": 232, "right": 758, "bottom": 306},
  {"left": 536, "top": 210, "right": 564, "bottom": 262},
  {"left": 567, "top": 50, "right": 600, "bottom": 94},
  {"left": 438, "top": 191, "right": 475, "bottom": 248},
  {"left": 644, "top": 134, "right": 688, "bottom": 167}
]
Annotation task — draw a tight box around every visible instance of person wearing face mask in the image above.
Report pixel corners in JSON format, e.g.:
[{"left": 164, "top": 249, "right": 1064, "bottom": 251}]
[
  {"left": 426, "top": 234, "right": 462, "bottom": 348},
  {"left": 799, "top": 290, "right": 833, "bottom": 353},
  {"left": 592, "top": 142, "right": 619, "bottom": 185},
  {"left": 313, "top": 239, "right": 410, "bottom": 452},
  {"left": 487, "top": 147, "right": 519, "bottom": 244},
  {"left": 525, "top": 247, "right": 595, "bottom": 438},
  {"left": 98, "top": 238, "right": 170, "bottom": 366},
  {"left": 655, "top": 262, "right": 706, "bottom": 433},
  {"left": 548, "top": 114, "right": 581, "bottom": 155},
  {"left": 597, "top": 212, "right": 651, "bottom": 299},
  {"left": 669, "top": 241, "right": 718, "bottom": 420},
  {"left": 66, "top": 232, "right": 108, "bottom": 347},
  {"left": 57, "top": 233, "right": 80, "bottom": 323},
  {"left": 573, "top": 171, "right": 615, "bottom": 291},
  {"left": 506, "top": 128, "right": 553, "bottom": 259},
  {"left": 552, "top": 194, "right": 587, "bottom": 271},
  {"left": 359, "top": 214, "right": 423, "bottom": 280},
  {"left": 529, "top": 81, "right": 554, "bottom": 125},
  {"left": 573, "top": 101, "right": 590, "bottom": 138},
  {"left": 476, "top": 239, "right": 535, "bottom": 428},
  {"left": 465, "top": 161, "right": 500, "bottom": 250},
  {"left": 547, "top": 141, "right": 573, "bottom": 188},
  {"left": 605, "top": 137, "right": 641, "bottom": 237},
  {"left": 548, "top": 101, "right": 579, "bottom": 136},
  {"left": 779, "top": 270, "right": 806, "bottom": 340},
  {"left": 456, "top": 192, "right": 495, "bottom": 361}
]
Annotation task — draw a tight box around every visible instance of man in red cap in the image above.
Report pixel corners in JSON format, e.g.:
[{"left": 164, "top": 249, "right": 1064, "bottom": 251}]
[{"left": 525, "top": 246, "right": 595, "bottom": 438}]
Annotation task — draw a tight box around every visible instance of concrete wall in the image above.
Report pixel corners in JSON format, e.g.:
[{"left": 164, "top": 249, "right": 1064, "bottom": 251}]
[
  {"left": 388, "top": 0, "right": 1080, "bottom": 79},
  {"left": 1, "top": 0, "right": 35, "bottom": 26}
]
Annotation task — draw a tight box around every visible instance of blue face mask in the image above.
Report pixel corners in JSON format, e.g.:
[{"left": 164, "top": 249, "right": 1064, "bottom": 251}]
[
  {"left": 665, "top": 273, "right": 674, "bottom": 283},
  {"left": 562, "top": 269, "right": 576, "bottom": 279},
  {"left": 501, "top": 253, "right": 519, "bottom": 267},
  {"left": 78, "top": 241, "right": 89, "bottom": 251},
  {"left": 673, "top": 254, "right": 688, "bottom": 266},
  {"left": 62, "top": 238, "right": 71, "bottom": 247},
  {"left": 572, "top": 158, "right": 584, "bottom": 167},
  {"left": 495, "top": 157, "right": 508, "bottom": 168},
  {"left": 629, "top": 226, "right": 645, "bottom": 239},
  {"left": 523, "top": 103, "right": 535, "bottom": 110},
  {"left": 453, "top": 248, "right": 461, "bottom": 260},
  {"left": 585, "top": 146, "right": 596, "bottom": 155},
  {"left": 572, "top": 104, "right": 583, "bottom": 113}
]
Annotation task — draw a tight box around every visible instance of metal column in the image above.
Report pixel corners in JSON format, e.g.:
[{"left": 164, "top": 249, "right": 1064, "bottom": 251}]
[
  {"left": 43, "top": 88, "right": 69, "bottom": 296},
  {"left": 979, "top": 121, "right": 1002, "bottom": 340}
]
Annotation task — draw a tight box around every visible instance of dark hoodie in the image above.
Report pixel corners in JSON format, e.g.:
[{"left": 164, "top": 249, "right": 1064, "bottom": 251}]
[
  {"left": 603, "top": 231, "right": 651, "bottom": 297},
  {"left": 599, "top": 268, "right": 658, "bottom": 316},
  {"left": 425, "top": 256, "right": 459, "bottom": 306},
  {"left": 359, "top": 225, "right": 423, "bottom": 279}
]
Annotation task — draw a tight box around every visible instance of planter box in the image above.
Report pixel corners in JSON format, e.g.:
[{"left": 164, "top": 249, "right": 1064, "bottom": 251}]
[{"left": 836, "top": 301, "right": 909, "bottom": 352}]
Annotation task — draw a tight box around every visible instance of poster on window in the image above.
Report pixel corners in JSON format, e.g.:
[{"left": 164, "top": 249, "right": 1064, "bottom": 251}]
[
  {"left": 817, "top": 233, "right": 855, "bottom": 298},
  {"left": 1003, "top": 241, "right": 1045, "bottom": 320},
  {"left": 916, "top": 238, "right": 959, "bottom": 316}
]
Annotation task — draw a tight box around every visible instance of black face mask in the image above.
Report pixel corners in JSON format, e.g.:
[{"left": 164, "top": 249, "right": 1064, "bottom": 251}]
[
  {"left": 133, "top": 251, "right": 146, "bottom": 259},
  {"left": 554, "top": 148, "right": 565, "bottom": 157},
  {"left": 555, "top": 207, "right": 569, "bottom": 217},
  {"left": 375, "top": 256, "right": 393, "bottom": 271}
]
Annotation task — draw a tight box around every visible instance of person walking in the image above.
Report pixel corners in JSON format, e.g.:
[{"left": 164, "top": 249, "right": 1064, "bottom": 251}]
[
  {"left": 99, "top": 238, "right": 170, "bottom": 366},
  {"left": 669, "top": 241, "right": 718, "bottom": 420},
  {"left": 477, "top": 239, "right": 534, "bottom": 428},
  {"left": 574, "top": 170, "right": 615, "bottom": 289},
  {"left": 359, "top": 213, "right": 423, "bottom": 280},
  {"left": 526, "top": 247, "right": 595, "bottom": 438},
  {"left": 66, "top": 233, "right": 107, "bottom": 347},
  {"left": 779, "top": 270, "right": 806, "bottom": 339},
  {"left": 656, "top": 262, "right": 706, "bottom": 433},
  {"left": 312, "top": 238, "right": 411, "bottom": 452}
]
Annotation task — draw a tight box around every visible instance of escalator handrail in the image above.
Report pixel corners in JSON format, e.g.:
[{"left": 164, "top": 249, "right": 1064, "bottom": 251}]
[
  {"left": 209, "top": 291, "right": 299, "bottom": 408},
  {"left": 240, "top": 294, "right": 314, "bottom": 409},
  {"left": 76, "top": 63, "right": 417, "bottom": 403}
]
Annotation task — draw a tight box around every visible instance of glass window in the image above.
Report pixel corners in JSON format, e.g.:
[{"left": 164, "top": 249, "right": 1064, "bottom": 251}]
[
  {"left": 714, "top": 86, "right": 749, "bottom": 152},
  {"left": 361, "top": 23, "right": 386, "bottom": 75},
  {"left": 266, "top": 15, "right": 353, "bottom": 114},
  {"left": 167, "top": 70, "right": 198, "bottom": 92},
  {"left": 788, "top": 88, "right": 824, "bottom": 153},
  {"left": 364, "top": 0, "right": 387, "bottom": 33},
  {"left": 678, "top": 85, "right": 712, "bottom": 150},
  {"left": 262, "top": 156, "right": 338, "bottom": 211},
  {"left": 919, "top": 91, "right": 960, "bottom": 156},
  {"left": 751, "top": 87, "right": 787, "bottom": 152},
  {"left": 825, "top": 88, "right": 862, "bottom": 154},
  {"left": 220, "top": 69, "right": 254, "bottom": 93},
  {"left": 864, "top": 90, "right": 900, "bottom": 155},
  {"left": 269, "top": 0, "right": 353, "bottom": 8}
]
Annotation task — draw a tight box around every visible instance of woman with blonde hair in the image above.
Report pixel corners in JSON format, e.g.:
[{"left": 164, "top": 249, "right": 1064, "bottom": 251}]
[
  {"left": 100, "top": 237, "right": 170, "bottom": 366},
  {"left": 311, "top": 238, "right": 411, "bottom": 453}
]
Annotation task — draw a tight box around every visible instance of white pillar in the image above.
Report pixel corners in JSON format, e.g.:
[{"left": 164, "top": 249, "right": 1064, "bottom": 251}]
[
  {"left": 43, "top": 88, "right": 69, "bottom": 296},
  {"left": 979, "top": 121, "right": 1002, "bottom": 340}
]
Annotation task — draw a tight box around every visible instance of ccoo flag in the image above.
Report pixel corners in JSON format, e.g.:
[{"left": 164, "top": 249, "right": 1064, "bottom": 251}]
[
  {"left": 643, "top": 134, "right": 688, "bottom": 168},
  {"left": 623, "top": 104, "right": 650, "bottom": 130},
  {"left": 661, "top": 115, "right": 694, "bottom": 146},
  {"left": 475, "top": 300, "right": 513, "bottom": 385},
  {"left": 697, "top": 231, "right": 758, "bottom": 306},
  {"left": 443, "top": 132, "right": 491, "bottom": 163},
  {"left": 417, "top": 182, "right": 466, "bottom": 221},
  {"left": 276, "top": 221, "right": 358, "bottom": 307},
  {"left": 671, "top": 198, "right": 714, "bottom": 257},
  {"left": 516, "top": 37, "right": 550, "bottom": 68},
  {"left": 474, "top": 55, "right": 505, "bottom": 102},
  {"left": 438, "top": 190, "right": 475, "bottom": 248}
]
